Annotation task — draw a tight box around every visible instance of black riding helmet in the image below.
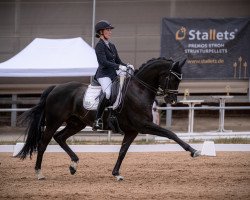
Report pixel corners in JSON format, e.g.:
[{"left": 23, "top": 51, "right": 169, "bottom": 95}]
[{"left": 95, "top": 20, "right": 114, "bottom": 38}]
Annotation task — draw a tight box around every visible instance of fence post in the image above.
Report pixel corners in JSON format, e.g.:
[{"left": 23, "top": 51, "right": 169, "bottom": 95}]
[
  {"left": 11, "top": 94, "right": 17, "bottom": 127},
  {"left": 166, "top": 104, "right": 172, "bottom": 128},
  {"left": 108, "top": 130, "right": 112, "bottom": 142},
  {"left": 248, "top": 78, "right": 250, "bottom": 102}
]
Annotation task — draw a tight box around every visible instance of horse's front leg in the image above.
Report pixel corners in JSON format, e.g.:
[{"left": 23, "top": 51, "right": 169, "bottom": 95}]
[
  {"left": 112, "top": 132, "right": 138, "bottom": 181},
  {"left": 140, "top": 122, "right": 200, "bottom": 157}
]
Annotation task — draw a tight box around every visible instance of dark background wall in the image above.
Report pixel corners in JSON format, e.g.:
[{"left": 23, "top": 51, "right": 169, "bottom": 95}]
[
  {"left": 0, "top": 0, "right": 249, "bottom": 126},
  {"left": 1, "top": 0, "right": 249, "bottom": 68}
]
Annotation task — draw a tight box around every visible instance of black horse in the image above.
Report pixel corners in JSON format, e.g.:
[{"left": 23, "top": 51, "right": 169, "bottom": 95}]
[{"left": 17, "top": 57, "right": 200, "bottom": 180}]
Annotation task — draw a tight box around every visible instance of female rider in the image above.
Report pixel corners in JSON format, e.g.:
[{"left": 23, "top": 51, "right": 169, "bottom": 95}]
[{"left": 92, "top": 20, "right": 134, "bottom": 130}]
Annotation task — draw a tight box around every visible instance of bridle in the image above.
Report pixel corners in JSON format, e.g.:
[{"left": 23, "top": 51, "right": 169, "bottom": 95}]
[
  {"left": 129, "top": 69, "right": 182, "bottom": 97},
  {"left": 162, "top": 70, "right": 182, "bottom": 95},
  {"left": 158, "top": 70, "right": 182, "bottom": 97}
]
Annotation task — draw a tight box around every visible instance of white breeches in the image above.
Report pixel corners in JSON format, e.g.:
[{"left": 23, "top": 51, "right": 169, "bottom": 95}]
[
  {"left": 98, "top": 71, "right": 126, "bottom": 100},
  {"left": 97, "top": 77, "right": 112, "bottom": 99}
]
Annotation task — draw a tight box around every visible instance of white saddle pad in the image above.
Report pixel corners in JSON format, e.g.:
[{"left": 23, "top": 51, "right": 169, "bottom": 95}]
[
  {"left": 83, "top": 85, "right": 101, "bottom": 110},
  {"left": 83, "top": 84, "right": 123, "bottom": 111}
]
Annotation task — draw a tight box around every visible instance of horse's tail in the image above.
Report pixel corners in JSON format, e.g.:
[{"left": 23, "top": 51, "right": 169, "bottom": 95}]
[{"left": 16, "top": 85, "right": 56, "bottom": 159}]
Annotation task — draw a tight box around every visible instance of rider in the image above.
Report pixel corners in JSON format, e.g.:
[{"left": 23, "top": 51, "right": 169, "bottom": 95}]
[{"left": 92, "top": 20, "right": 134, "bottom": 130}]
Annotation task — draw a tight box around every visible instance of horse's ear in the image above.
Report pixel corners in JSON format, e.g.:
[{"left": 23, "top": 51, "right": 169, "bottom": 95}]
[
  {"left": 171, "top": 61, "right": 179, "bottom": 71},
  {"left": 172, "top": 58, "right": 186, "bottom": 73},
  {"left": 179, "top": 58, "right": 187, "bottom": 68},
  {"left": 172, "top": 61, "right": 179, "bottom": 68}
]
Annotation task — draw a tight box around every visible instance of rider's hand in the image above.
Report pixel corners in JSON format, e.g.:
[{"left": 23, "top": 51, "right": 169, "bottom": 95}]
[
  {"left": 119, "top": 65, "right": 127, "bottom": 71},
  {"left": 127, "top": 64, "right": 135, "bottom": 71}
]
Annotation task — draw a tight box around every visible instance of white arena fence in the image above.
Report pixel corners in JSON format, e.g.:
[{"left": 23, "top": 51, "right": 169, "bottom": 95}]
[
  {"left": 0, "top": 106, "right": 250, "bottom": 141},
  {"left": 1, "top": 106, "right": 250, "bottom": 154}
]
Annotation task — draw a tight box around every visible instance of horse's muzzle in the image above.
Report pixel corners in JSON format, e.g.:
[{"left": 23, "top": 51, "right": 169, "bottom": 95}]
[
  {"left": 171, "top": 99, "right": 177, "bottom": 104},
  {"left": 164, "top": 95, "right": 177, "bottom": 105}
]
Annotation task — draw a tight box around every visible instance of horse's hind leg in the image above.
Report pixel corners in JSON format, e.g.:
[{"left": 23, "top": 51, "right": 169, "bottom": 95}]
[
  {"left": 35, "top": 123, "right": 61, "bottom": 180},
  {"left": 53, "top": 117, "right": 86, "bottom": 175}
]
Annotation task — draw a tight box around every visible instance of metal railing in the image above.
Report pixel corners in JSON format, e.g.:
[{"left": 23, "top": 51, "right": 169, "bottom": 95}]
[
  {"left": 157, "top": 106, "right": 250, "bottom": 110},
  {"left": 157, "top": 105, "right": 250, "bottom": 134},
  {"left": 0, "top": 106, "right": 250, "bottom": 141}
]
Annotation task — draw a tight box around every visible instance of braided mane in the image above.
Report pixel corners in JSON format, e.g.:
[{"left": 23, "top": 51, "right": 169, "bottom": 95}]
[{"left": 134, "top": 57, "right": 173, "bottom": 75}]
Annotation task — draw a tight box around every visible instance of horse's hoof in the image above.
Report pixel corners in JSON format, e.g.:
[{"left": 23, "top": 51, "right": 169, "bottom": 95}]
[
  {"left": 69, "top": 161, "right": 78, "bottom": 175},
  {"left": 69, "top": 166, "right": 77, "bottom": 175},
  {"left": 115, "top": 175, "right": 124, "bottom": 181},
  {"left": 191, "top": 150, "right": 201, "bottom": 158},
  {"left": 36, "top": 169, "right": 45, "bottom": 180},
  {"left": 38, "top": 175, "right": 46, "bottom": 180}
]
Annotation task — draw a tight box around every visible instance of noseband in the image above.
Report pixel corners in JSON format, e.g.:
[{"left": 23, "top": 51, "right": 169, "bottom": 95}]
[{"left": 158, "top": 70, "right": 182, "bottom": 97}]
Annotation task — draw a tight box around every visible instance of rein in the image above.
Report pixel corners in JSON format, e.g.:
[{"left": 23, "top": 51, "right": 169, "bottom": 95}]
[
  {"left": 127, "top": 69, "right": 182, "bottom": 97},
  {"left": 129, "top": 72, "right": 158, "bottom": 94}
]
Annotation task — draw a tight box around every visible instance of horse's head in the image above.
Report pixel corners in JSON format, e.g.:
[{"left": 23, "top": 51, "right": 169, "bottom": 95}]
[
  {"left": 159, "top": 59, "right": 185, "bottom": 105},
  {"left": 135, "top": 57, "right": 185, "bottom": 105}
]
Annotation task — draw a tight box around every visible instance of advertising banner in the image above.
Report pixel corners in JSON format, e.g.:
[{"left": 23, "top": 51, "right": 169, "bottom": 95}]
[{"left": 161, "top": 18, "right": 250, "bottom": 79}]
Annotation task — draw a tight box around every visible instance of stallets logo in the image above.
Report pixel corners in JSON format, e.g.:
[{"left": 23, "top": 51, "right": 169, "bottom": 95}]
[
  {"left": 175, "top": 27, "right": 237, "bottom": 41},
  {"left": 175, "top": 27, "right": 187, "bottom": 40}
]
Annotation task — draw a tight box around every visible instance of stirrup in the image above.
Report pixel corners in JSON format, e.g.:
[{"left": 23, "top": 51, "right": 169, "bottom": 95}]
[{"left": 92, "top": 118, "right": 103, "bottom": 131}]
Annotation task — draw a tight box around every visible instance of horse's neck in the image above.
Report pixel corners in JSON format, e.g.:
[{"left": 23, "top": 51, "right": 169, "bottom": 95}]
[
  {"left": 132, "top": 68, "right": 159, "bottom": 105},
  {"left": 136, "top": 68, "right": 158, "bottom": 88},
  {"left": 133, "top": 60, "right": 171, "bottom": 104},
  {"left": 128, "top": 77, "right": 156, "bottom": 107}
]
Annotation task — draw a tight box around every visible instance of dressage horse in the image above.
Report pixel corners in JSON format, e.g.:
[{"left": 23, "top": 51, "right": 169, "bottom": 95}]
[{"left": 17, "top": 57, "right": 200, "bottom": 180}]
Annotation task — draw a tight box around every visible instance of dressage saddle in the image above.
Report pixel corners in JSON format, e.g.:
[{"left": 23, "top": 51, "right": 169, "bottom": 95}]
[{"left": 91, "top": 78, "right": 124, "bottom": 135}]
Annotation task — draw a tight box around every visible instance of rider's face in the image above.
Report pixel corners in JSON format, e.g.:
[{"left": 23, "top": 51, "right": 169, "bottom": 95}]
[{"left": 102, "top": 28, "right": 112, "bottom": 40}]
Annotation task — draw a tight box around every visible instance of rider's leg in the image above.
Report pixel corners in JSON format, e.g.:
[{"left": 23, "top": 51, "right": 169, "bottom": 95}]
[
  {"left": 105, "top": 70, "right": 127, "bottom": 134},
  {"left": 98, "top": 77, "right": 112, "bottom": 100},
  {"left": 92, "top": 93, "right": 109, "bottom": 130},
  {"left": 92, "top": 77, "right": 112, "bottom": 130}
]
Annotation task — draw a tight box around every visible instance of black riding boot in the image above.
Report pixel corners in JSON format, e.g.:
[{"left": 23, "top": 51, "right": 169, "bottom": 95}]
[{"left": 92, "top": 93, "right": 109, "bottom": 131}]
